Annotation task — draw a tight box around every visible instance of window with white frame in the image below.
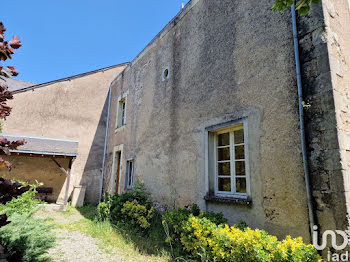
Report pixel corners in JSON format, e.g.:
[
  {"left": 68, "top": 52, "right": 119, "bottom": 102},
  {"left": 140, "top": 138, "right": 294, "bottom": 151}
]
[
  {"left": 125, "top": 160, "right": 135, "bottom": 189},
  {"left": 116, "top": 97, "right": 126, "bottom": 128},
  {"left": 212, "top": 122, "right": 249, "bottom": 197}
]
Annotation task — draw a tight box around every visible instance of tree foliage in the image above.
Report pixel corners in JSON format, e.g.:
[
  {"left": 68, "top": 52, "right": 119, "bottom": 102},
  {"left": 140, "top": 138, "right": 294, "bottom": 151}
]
[
  {"left": 0, "top": 178, "right": 30, "bottom": 228},
  {"left": 273, "top": 0, "right": 320, "bottom": 15},
  {"left": 0, "top": 22, "right": 26, "bottom": 170},
  {"left": 0, "top": 22, "right": 27, "bottom": 237}
]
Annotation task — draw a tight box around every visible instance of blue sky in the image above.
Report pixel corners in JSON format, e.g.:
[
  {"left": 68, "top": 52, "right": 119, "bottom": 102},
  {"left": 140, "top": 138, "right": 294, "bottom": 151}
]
[{"left": 2, "top": 0, "right": 190, "bottom": 84}]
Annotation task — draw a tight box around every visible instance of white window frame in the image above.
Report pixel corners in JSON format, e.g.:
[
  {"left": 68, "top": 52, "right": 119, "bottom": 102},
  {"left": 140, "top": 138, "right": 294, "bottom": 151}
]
[
  {"left": 115, "top": 91, "right": 128, "bottom": 130},
  {"left": 125, "top": 159, "right": 135, "bottom": 189},
  {"left": 212, "top": 120, "right": 250, "bottom": 198}
]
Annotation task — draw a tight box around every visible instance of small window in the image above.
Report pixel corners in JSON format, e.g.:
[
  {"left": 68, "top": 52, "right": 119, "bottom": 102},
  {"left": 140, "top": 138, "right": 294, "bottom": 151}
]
[
  {"left": 125, "top": 160, "right": 135, "bottom": 189},
  {"left": 162, "top": 67, "right": 170, "bottom": 81},
  {"left": 211, "top": 122, "right": 249, "bottom": 197},
  {"left": 120, "top": 99, "right": 126, "bottom": 126},
  {"left": 116, "top": 97, "right": 126, "bottom": 129}
]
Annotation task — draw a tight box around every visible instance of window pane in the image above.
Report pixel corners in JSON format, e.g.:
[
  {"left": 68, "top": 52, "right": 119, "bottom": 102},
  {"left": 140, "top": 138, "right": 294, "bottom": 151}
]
[
  {"left": 121, "top": 102, "right": 126, "bottom": 125},
  {"left": 234, "top": 129, "right": 244, "bottom": 144},
  {"left": 235, "top": 161, "right": 245, "bottom": 176},
  {"left": 236, "top": 178, "right": 247, "bottom": 193},
  {"left": 128, "top": 162, "right": 133, "bottom": 186},
  {"left": 218, "top": 162, "right": 230, "bottom": 176},
  {"left": 235, "top": 145, "right": 245, "bottom": 159},
  {"left": 218, "top": 133, "right": 229, "bottom": 146},
  {"left": 218, "top": 178, "right": 231, "bottom": 192},
  {"left": 218, "top": 147, "right": 230, "bottom": 161}
]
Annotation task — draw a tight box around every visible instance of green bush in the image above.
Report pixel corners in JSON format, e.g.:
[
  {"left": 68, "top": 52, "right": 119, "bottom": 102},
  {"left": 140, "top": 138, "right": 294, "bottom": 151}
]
[
  {"left": 110, "top": 184, "right": 149, "bottom": 225},
  {"left": 199, "top": 211, "right": 227, "bottom": 225},
  {"left": 98, "top": 183, "right": 155, "bottom": 233},
  {"left": 181, "top": 216, "right": 321, "bottom": 262},
  {"left": 97, "top": 194, "right": 113, "bottom": 221},
  {"left": 121, "top": 199, "right": 154, "bottom": 230},
  {"left": 0, "top": 212, "right": 55, "bottom": 262},
  {"left": 162, "top": 207, "right": 191, "bottom": 244},
  {"left": 162, "top": 204, "right": 227, "bottom": 245},
  {"left": 0, "top": 182, "right": 41, "bottom": 216}
]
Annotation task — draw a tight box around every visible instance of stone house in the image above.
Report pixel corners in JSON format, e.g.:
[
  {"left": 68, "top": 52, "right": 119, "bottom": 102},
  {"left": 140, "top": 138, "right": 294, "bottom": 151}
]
[
  {"left": 2, "top": 64, "right": 127, "bottom": 204},
  {"left": 101, "top": 0, "right": 350, "bottom": 246},
  {"left": 1, "top": 0, "right": 349, "bottom": 249}
]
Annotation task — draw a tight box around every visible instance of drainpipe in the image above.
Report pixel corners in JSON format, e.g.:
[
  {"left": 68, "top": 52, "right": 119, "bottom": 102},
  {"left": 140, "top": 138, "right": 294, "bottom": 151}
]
[
  {"left": 99, "top": 84, "right": 112, "bottom": 201},
  {"left": 291, "top": 4, "right": 316, "bottom": 235}
]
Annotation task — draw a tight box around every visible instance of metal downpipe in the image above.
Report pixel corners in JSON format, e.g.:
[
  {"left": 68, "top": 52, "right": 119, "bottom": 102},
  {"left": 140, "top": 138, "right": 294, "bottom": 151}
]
[
  {"left": 291, "top": 4, "right": 316, "bottom": 235},
  {"left": 99, "top": 84, "right": 112, "bottom": 201}
]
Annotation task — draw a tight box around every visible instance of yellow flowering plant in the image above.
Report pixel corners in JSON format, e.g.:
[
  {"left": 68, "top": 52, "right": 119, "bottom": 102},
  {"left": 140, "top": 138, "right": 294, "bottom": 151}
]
[{"left": 180, "top": 216, "right": 321, "bottom": 262}]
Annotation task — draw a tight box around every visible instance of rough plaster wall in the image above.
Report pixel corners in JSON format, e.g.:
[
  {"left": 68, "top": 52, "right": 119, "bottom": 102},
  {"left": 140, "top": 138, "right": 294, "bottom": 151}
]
[
  {"left": 323, "top": 0, "right": 350, "bottom": 230},
  {"left": 3, "top": 65, "right": 127, "bottom": 203},
  {"left": 298, "top": 0, "right": 350, "bottom": 254},
  {"left": 2, "top": 156, "right": 69, "bottom": 203},
  {"left": 105, "top": 0, "right": 310, "bottom": 240}
]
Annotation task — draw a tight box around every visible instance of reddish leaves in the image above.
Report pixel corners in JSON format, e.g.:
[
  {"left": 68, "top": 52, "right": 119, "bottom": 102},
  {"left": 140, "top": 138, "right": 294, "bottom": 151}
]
[
  {"left": 6, "top": 66, "right": 18, "bottom": 76},
  {"left": 0, "top": 22, "right": 25, "bottom": 170},
  {"left": 0, "top": 177, "right": 30, "bottom": 228},
  {"left": 0, "top": 23, "right": 6, "bottom": 34},
  {"left": 0, "top": 23, "right": 5, "bottom": 44},
  {"left": 9, "top": 36, "right": 21, "bottom": 49},
  {"left": 0, "top": 139, "right": 26, "bottom": 170},
  {"left": 0, "top": 41, "right": 14, "bottom": 61},
  {"left": 0, "top": 28, "right": 21, "bottom": 61},
  {"left": 0, "top": 23, "right": 26, "bottom": 235}
]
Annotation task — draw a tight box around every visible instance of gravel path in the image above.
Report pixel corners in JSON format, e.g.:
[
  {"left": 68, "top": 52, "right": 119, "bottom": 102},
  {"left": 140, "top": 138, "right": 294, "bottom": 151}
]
[
  {"left": 47, "top": 229, "right": 116, "bottom": 262},
  {"left": 37, "top": 206, "right": 167, "bottom": 262}
]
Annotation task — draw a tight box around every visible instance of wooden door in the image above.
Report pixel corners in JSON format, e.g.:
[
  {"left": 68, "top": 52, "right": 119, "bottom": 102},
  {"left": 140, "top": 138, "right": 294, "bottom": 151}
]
[{"left": 115, "top": 152, "right": 121, "bottom": 193}]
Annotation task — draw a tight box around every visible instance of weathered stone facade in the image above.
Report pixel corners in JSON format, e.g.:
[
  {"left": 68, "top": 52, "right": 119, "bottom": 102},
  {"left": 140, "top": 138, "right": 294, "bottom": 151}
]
[
  {"left": 104, "top": 0, "right": 312, "bottom": 241},
  {"left": 101, "top": 0, "right": 350, "bottom": 249},
  {"left": 298, "top": 0, "right": 350, "bottom": 251}
]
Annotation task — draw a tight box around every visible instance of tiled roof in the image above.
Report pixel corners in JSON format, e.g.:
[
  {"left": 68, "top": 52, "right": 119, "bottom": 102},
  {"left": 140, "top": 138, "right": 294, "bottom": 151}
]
[
  {"left": 1, "top": 78, "right": 36, "bottom": 92},
  {"left": 0, "top": 134, "right": 78, "bottom": 157}
]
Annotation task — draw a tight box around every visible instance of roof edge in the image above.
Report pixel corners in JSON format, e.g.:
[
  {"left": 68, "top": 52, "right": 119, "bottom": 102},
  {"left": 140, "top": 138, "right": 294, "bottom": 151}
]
[
  {"left": 9, "top": 149, "right": 77, "bottom": 157},
  {"left": 112, "top": 0, "right": 200, "bottom": 84},
  {"left": 0, "top": 133, "right": 79, "bottom": 143},
  {"left": 13, "top": 62, "right": 130, "bottom": 94}
]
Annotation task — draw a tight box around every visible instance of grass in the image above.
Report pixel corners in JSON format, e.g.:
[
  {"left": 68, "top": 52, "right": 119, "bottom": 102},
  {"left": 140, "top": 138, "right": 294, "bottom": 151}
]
[{"left": 38, "top": 205, "right": 172, "bottom": 262}]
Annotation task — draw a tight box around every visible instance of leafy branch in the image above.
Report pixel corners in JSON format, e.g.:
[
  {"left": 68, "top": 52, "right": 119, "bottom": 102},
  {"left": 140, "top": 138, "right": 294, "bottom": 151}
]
[{"left": 272, "top": 0, "right": 321, "bottom": 15}]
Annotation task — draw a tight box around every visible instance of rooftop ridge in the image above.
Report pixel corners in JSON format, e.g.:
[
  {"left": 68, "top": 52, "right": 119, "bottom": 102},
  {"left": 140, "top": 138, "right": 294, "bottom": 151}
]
[{"left": 13, "top": 62, "right": 130, "bottom": 94}]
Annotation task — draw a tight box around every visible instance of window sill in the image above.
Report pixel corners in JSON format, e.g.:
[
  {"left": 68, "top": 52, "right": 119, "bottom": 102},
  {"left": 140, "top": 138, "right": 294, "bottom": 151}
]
[
  {"left": 115, "top": 125, "right": 126, "bottom": 133},
  {"left": 204, "top": 194, "right": 252, "bottom": 205}
]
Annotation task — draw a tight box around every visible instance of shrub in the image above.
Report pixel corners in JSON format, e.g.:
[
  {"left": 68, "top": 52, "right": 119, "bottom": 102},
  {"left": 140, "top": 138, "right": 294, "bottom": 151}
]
[
  {"left": 0, "top": 212, "right": 55, "bottom": 262},
  {"left": 162, "top": 207, "right": 191, "bottom": 244},
  {"left": 110, "top": 183, "right": 149, "bottom": 224},
  {"left": 0, "top": 182, "right": 41, "bottom": 216},
  {"left": 121, "top": 199, "right": 154, "bottom": 230},
  {"left": 0, "top": 178, "right": 31, "bottom": 227},
  {"left": 100, "top": 182, "right": 154, "bottom": 232},
  {"left": 97, "top": 194, "right": 112, "bottom": 221},
  {"left": 162, "top": 205, "right": 227, "bottom": 245},
  {"left": 181, "top": 216, "right": 321, "bottom": 262},
  {"left": 198, "top": 211, "right": 227, "bottom": 225}
]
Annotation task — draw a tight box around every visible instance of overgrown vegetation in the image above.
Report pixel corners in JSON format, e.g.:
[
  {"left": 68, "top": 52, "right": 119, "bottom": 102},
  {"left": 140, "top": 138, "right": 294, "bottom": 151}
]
[
  {"left": 0, "top": 181, "right": 55, "bottom": 262},
  {"left": 181, "top": 216, "right": 320, "bottom": 262},
  {"left": 0, "top": 212, "right": 55, "bottom": 262},
  {"left": 96, "top": 183, "right": 321, "bottom": 261},
  {"left": 0, "top": 181, "right": 41, "bottom": 216}
]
